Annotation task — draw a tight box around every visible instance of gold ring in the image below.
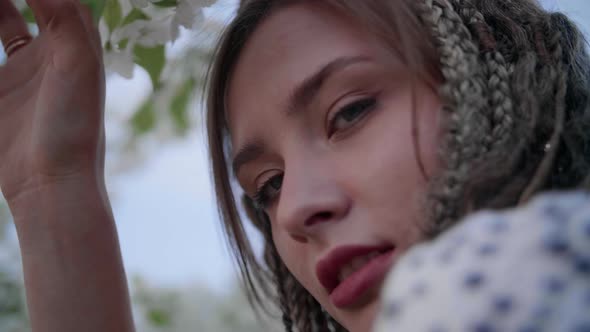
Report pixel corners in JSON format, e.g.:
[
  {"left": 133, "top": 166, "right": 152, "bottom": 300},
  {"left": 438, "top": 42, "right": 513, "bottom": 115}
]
[{"left": 4, "top": 35, "right": 32, "bottom": 57}]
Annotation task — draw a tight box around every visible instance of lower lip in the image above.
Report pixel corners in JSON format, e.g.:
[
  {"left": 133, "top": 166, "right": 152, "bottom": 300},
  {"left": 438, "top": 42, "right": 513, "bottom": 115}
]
[{"left": 330, "top": 250, "right": 396, "bottom": 308}]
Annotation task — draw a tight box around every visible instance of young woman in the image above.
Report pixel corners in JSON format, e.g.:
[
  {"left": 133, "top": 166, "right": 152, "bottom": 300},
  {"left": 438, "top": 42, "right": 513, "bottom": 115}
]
[
  {"left": 206, "top": 0, "right": 590, "bottom": 331},
  {"left": 0, "top": 0, "right": 588, "bottom": 331}
]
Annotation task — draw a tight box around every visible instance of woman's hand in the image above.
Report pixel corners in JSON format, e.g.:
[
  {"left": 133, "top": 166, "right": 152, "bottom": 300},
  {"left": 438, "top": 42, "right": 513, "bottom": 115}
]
[
  {"left": 0, "top": 0, "right": 105, "bottom": 204},
  {"left": 0, "top": 3, "right": 135, "bottom": 331}
]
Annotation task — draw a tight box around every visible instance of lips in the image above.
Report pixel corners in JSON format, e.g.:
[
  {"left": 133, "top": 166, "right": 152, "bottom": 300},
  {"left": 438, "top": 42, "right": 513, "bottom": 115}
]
[{"left": 316, "top": 244, "right": 395, "bottom": 307}]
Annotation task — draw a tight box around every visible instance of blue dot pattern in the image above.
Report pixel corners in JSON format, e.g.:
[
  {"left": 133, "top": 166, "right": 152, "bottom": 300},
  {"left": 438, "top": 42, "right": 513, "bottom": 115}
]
[{"left": 373, "top": 191, "right": 590, "bottom": 332}]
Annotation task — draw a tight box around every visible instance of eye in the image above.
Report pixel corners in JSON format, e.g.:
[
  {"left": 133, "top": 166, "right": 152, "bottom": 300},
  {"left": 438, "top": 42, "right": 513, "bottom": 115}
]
[
  {"left": 328, "top": 97, "right": 378, "bottom": 137},
  {"left": 253, "top": 173, "right": 283, "bottom": 209}
]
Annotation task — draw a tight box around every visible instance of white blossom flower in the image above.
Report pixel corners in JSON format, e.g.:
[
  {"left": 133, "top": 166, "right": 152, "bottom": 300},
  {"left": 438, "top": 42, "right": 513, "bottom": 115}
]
[
  {"left": 130, "top": 0, "right": 215, "bottom": 10},
  {"left": 99, "top": 0, "right": 221, "bottom": 75},
  {"left": 174, "top": 0, "right": 199, "bottom": 29},
  {"left": 169, "top": 0, "right": 212, "bottom": 41},
  {"left": 11, "top": 0, "right": 28, "bottom": 11},
  {"left": 171, "top": 6, "right": 200, "bottom": 40},
  {"left": 112, "top": 19, "right": 172, "bottom": 47},
  {"left": 104, "top": 46, "right": 136, "bottom": 78},
  {"left": 190, "top": 0, "right": 217, "bottom": 7}
]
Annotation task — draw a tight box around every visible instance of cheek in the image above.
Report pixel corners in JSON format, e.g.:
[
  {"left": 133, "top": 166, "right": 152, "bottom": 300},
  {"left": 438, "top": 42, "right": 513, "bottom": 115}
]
[
  {"left": 338, "top": 87, "right": 441, "bottom": 230},
  {"left": 365, "top": 86, "right": 441, "bottom": 188},
  {"left": 366, "top": 117, "right": 427, "bottom": 215},
  {"left": 271, "top": 230, "right": 321, "bottom": 296},
  {"left": 350, "top": 93, "right": 438, "bottom": 189}
]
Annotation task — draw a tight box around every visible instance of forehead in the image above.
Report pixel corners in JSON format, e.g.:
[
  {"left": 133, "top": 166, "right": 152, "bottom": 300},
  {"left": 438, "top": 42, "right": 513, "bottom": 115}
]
[{"left": 226, "top": 3, "right": 385, "bottom": 146}]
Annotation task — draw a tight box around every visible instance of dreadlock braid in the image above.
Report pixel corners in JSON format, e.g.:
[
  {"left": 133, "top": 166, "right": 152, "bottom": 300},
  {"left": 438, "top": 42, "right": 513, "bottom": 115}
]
[
  {"left": 520, "top": 13, "right": 568, "bottom": 201},
  {"left": 262, "top": 245, "right": 316, "bottom": 332},
  {"left": 241, "top": 195, "right": 295, "bottom": 332},
  {"left": 267, "top": 234, "right": 316, "bottom": 332},
  {"left": 479, "top": 5, "right": 568, "bottom": 202},
  {"left": 424, "top": 0, "right": 590, "bottom": 233},
  {"left": 462, "top": 2, "right": 540, "bottom": 212},
  {"left": 271, "top": 251, "right": 294, "bottom": 332},
  {"left": 264, "top": 232, "right": 299, "bottom": 332},
  {"left": 291, "top": 283, "right": 312, "bottom": 331},
  {"left": 416, "top": 0, "right": 491, "bottom": 230},
  {"left": 457, "top": 1, "right": 532, "bottom": 206},
  {"left": 451, "top": 2, "right": 522, "bottom": 211},
  {"left": 457, "top": 2, "right": 515, "bottom": 150},
  {"left": 308, "top": 296, "right": 329, "bottom": 332},
  {"left": 278, "top": 263, "right": 330, "bottom": 332}
]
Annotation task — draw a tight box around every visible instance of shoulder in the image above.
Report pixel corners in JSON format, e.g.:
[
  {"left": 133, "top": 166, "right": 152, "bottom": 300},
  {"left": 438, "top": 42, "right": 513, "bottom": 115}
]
[{"left": 373, "top": 191, "right": 590, "bottom": 332}]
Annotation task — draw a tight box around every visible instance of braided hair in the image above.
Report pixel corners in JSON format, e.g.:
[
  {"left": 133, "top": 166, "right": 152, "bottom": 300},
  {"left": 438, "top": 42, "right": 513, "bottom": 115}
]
[
  {"left": 207, "top": 0, "right": 590, "bottom": 330},
  {"left": 422, "top": 0, "right": 589, "bottom": 237}
]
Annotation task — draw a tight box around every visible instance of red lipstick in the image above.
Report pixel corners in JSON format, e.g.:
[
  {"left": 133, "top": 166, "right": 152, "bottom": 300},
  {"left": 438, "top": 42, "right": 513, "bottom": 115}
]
[{"left": 316, "top": 244, "right": 395, "bottom": 308}]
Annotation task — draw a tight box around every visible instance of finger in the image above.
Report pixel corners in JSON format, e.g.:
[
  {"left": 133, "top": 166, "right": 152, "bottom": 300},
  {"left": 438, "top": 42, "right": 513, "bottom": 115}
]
[
  {"left": 26, "top": 0, "right": 90, "bottom": 48},
  {"left": 38, "top": 1, "right": 103, "bottom": 73},
  {"left": 0, "top": 0, "right": 33, "bottom": 52},
  {"left": 74, "top": 1, "right": 103, "bottom": 57},
  {"left": 24, "top": 0, "right": 52, "bottom": 30},
  {"left": 24, "top": 0, "right": 103, "bottom": 60},
  {"left": 25, "top": 0, "right": 76, "bottom": 31}
]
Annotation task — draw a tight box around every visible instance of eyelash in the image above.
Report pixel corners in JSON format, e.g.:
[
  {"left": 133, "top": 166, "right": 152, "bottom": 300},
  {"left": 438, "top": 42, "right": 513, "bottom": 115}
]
[
  {"left": 253, "top": 174, "right": 283, "bottom": 209},
  {"left": 252, "top": 97, "right": 378, "bottom": 208},
  {"left": 327, "top": 97, "right": 378, "bottom": 137}
]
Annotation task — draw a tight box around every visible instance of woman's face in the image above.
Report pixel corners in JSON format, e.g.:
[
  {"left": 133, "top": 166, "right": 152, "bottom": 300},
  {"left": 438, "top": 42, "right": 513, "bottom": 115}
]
[{"left": 227, "top": 3, "right": 442, "bottom": 331}]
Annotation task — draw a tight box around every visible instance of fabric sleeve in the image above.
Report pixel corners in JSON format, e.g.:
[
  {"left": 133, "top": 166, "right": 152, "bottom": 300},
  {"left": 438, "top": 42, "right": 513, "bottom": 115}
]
[{"left": 372, "top": 191, "right": 590, "bottom": 332}]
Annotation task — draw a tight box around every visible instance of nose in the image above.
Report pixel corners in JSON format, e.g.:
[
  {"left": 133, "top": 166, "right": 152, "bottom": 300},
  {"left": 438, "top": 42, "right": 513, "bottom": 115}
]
[{"left": 275, "top": 163, "right": 351, "bottom": 243}]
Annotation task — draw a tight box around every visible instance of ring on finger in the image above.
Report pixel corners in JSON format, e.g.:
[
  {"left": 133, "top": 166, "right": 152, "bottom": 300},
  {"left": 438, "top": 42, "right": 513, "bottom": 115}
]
[{"left": 4, "top": 35, "right": 32, "bottom": 57}]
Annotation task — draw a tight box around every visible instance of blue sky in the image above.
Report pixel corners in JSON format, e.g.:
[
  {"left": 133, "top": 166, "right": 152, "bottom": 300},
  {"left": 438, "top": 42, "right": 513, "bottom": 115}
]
[
  {"left": 104, "top": 61, "right": 242, "bottom": 292},
  {"left": 110, "top": 129, "right": 236, "bottom": 291}
]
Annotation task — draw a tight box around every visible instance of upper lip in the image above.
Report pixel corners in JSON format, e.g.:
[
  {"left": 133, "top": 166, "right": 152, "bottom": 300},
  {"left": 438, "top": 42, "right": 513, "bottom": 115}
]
[{"left": 316, "top": 244, "right": 395, "bottom": 293}]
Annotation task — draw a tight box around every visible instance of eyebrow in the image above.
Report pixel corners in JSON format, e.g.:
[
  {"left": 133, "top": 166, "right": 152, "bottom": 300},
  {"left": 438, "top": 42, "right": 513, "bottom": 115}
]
[
  {"left": 232, "top": 55, "right": 371, "bottom": 176},
  {"left": 287, "top": 55, "right": 372, "bottom": 115},
  {"left": 232, "top": 143, "right": 264, "bottom": 177}
]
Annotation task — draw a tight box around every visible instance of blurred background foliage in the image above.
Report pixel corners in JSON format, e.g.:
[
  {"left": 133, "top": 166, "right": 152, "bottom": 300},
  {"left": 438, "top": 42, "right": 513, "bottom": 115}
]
[{"left": 0, "top": 0, "right": 282, "bottom": 331}]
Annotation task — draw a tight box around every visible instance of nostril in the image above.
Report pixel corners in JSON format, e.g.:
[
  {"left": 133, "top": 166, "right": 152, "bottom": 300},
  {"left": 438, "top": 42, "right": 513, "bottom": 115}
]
[{"left": 305, "top": 211, "right": 333, "bottom": 227}]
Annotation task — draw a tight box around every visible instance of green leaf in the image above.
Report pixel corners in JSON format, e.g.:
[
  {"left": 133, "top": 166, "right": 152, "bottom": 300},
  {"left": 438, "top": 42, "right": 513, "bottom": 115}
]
[
  {"left": 103, "top": 0, "right": 122, "bottom": 33},
  {"left": 122, "top": 8, "right": 150, "bottom": 26},
  {"left": 20, "top": 7, "right": 36, "bottom": 23},
  {"left": 117, "top": 39, "right": 129, "bottom": 50},
  {"left": 152, "top": 0, "right": 179, "bottom": 8},
  {"left": 131, "top": 101, "right": 156, "bottom": 135},
  {"left": 147, "top": 309, "right": 171, "bottom": 327},
  {"left": 170, "top": 78, "right": 196, "bottom": 134},
  {"left": 134, "top": 45, "right": 166, "bottom": 89},
  {"left": 80, "top": 0, "right": 107, "bottom": 23}
]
